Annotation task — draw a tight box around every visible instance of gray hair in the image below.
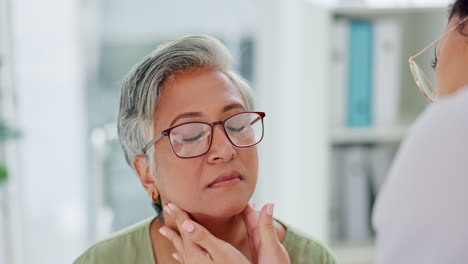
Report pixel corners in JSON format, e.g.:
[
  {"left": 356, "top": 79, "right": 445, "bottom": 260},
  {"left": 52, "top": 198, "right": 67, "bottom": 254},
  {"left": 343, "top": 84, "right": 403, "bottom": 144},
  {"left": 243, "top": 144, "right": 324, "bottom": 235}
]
[{"left": 117, "top": 35, "right": 255, "bottom": 168}]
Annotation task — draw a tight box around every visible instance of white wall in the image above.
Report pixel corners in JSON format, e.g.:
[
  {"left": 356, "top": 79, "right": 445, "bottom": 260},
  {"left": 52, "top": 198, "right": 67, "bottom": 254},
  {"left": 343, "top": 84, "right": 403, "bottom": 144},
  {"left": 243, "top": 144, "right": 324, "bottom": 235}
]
[
  {"left": 11, "top": 0, "right": 87, "bottom": 263},
  {"left": 100, "top": 0, "right": 257, "bottom": 43},
  {"left": 255, "top": 0, "right": 331, "bottom": 242},
  {"left": 0, "top": 0, "right": 24, "bottom": 263}
]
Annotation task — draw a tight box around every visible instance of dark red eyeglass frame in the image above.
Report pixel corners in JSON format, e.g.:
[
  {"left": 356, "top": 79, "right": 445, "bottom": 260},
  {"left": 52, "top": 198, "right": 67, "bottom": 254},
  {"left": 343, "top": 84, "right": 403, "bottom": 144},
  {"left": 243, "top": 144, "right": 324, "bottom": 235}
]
[{"left": 142, "top": 111, "right": 266, "bottom": 159}]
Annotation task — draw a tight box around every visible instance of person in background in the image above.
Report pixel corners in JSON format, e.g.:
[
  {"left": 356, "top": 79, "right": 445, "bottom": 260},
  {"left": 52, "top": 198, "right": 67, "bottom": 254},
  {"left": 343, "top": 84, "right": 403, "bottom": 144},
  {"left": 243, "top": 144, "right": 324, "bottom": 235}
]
[
  {"left": 373, "top": 0, "right": 468, "bottom": 263},
  {"left": 74, "top": 35, "right": 335, "bottom": 264}
]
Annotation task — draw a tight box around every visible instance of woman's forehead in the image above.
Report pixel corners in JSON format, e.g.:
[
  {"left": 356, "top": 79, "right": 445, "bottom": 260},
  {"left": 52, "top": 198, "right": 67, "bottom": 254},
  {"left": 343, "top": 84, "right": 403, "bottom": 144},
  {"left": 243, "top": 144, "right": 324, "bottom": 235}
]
[{"left": 154, "top": 69, "right": 246, "bottom": 123}]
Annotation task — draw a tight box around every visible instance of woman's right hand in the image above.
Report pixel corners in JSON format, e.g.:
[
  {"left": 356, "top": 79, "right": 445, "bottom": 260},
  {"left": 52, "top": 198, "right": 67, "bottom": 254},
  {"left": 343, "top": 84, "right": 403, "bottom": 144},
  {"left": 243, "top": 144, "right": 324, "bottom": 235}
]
[
  {"left": 160, "top": 203, "right": 251, "bottom": 264},
  {"left": 242, "top": 203, "right": 291, "bottom": 264},
  {"left": 160, "top": 202, "right": 290, "bottom": 264}
]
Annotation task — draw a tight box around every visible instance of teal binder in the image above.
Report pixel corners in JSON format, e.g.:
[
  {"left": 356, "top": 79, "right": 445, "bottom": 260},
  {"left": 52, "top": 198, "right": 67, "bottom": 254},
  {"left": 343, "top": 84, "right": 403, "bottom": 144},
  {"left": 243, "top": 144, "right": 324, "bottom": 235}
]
[{"left": 347, "top": 20, "right": 373, "bottom": 127}]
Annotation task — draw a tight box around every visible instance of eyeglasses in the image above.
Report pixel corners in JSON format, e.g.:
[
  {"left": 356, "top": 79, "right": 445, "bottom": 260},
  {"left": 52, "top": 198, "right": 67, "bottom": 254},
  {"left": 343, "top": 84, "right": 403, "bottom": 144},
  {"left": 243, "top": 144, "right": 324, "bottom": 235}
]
[
  {"left": 142, "top": 111, "right": 265, "bottom": 158},
  {"left": 409, "top": 16, "right": 468, "bottom": 102}
]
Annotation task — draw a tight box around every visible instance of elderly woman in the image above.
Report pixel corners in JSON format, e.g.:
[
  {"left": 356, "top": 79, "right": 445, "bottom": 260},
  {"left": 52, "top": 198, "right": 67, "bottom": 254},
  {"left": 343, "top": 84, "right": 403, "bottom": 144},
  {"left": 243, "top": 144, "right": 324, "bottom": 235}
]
[{"left": 74, "top": 35, "right": 335, "bottom": 264}]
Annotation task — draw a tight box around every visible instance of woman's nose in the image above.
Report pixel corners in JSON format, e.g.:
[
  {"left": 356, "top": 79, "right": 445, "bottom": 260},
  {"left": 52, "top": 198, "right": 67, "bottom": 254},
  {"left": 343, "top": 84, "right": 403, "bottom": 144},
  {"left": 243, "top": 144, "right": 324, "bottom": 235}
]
[{"left": 206, "top": 124, "right": 236, "bottom": 163}]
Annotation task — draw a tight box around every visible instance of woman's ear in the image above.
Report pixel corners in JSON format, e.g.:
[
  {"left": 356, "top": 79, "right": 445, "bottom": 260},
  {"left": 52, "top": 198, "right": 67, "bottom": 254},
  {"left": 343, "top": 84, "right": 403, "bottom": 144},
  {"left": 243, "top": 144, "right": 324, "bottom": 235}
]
[{"left": 133, "top": 155, "right": 159, "bottom": 199}]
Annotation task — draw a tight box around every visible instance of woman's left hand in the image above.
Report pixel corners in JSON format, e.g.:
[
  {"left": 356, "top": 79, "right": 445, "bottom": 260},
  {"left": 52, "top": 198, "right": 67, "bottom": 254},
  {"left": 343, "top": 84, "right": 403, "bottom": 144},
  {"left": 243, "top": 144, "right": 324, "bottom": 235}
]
[{"left": 159, "top": 203, "right": 251, "bottom": 264}]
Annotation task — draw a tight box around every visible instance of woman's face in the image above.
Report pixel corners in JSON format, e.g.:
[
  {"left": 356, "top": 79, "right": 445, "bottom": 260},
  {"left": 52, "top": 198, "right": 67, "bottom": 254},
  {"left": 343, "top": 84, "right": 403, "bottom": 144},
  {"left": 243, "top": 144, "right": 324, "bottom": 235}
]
[
  {"left": 436, "top": 15, "right": 468, "bottom": 96},
  {"left": 150, "top": 69, "right": 258, "bottom": 218}
]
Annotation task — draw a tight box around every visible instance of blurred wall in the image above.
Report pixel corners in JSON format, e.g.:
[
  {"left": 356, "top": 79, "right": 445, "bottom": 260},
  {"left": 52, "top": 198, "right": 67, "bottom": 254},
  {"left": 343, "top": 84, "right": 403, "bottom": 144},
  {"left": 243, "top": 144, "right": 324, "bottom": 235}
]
[{"left": 11, "top": 0, "right": 87, "bottom": 263}]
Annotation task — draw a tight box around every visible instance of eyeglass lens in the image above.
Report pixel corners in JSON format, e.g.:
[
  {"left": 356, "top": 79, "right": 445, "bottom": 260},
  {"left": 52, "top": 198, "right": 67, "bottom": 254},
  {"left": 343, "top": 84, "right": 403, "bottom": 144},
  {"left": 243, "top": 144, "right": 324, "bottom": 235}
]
[
  {"left": 410, "top": 61, "right": 438, "bottom": 101},
  {"left": 168, "top": 112, "right": 263, "bottom": 158}
]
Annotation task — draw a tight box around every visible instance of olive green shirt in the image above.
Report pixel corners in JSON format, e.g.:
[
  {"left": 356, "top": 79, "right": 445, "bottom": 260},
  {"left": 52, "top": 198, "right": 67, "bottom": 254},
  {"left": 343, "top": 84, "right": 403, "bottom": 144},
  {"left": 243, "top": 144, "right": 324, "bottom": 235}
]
[{"left": 74, "top": 217, "right": 336, "bottom": 264}]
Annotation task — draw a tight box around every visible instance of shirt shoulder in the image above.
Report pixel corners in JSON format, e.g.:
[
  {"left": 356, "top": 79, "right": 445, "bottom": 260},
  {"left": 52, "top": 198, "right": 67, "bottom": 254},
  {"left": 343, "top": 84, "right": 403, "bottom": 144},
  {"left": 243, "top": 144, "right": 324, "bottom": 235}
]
[
  {"left": 279, "top": 220, "right": 336, "bottom": 264},
  {"left": 73, "top": 217, "right": 156, "bottom": 264},
  {"left": 417, "top": 86, "right": 468, "bottom": 130},
  {"left": 374, "top": 86, "right": 468, "bottom": 225},
  {"left": 373, "top": 87, "right": 468, "bottom": 263}
]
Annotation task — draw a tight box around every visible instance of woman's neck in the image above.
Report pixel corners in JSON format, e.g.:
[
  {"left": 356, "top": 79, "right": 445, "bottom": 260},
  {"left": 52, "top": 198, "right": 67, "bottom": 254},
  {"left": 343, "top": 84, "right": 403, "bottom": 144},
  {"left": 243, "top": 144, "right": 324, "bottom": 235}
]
[
  {"left": 164, "top": 212, "right": 248, "bottom": 249},
  {"left": 190, "top": 213, "right": 248, "bottom": 247},
  {"left": 150, "top": 212, "right": 252, "bottom": 262}
]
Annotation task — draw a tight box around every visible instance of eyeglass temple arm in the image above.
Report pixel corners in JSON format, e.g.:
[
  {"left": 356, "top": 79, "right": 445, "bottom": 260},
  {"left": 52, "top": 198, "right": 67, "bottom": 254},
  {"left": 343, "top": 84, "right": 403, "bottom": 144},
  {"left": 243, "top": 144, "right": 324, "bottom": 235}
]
[
  {"left": 248, "top": 112, "right": 265, "bottom": 126},
  {"left": 410, "top": 38, "right": 440, "bottom": 62},
  {"left": 249, "top": 116, "right": 262, "bottom": 126},
  {"left": 410, "top": 16, "right": 468, "bottom": 61},
  {"left": 142, "top": 133, "right": 164, "bottom": 154}
]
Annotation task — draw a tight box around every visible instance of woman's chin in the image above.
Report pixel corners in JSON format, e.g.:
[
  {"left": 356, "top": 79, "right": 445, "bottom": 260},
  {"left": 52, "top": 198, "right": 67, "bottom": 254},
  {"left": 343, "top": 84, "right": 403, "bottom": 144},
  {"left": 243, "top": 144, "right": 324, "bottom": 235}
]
[
  {"left": 191, "top": 200, "right": 248, "bottom": 220},
  {"left": 216, "top": 202, "right": 247, "bottom": 217}
]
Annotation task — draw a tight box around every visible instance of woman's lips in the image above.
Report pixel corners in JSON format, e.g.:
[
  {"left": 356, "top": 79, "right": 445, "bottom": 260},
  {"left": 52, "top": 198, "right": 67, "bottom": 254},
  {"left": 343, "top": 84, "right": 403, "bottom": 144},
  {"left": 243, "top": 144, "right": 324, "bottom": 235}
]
[{"left": 207, "top": 172, "right": 242, "bottom": 188}]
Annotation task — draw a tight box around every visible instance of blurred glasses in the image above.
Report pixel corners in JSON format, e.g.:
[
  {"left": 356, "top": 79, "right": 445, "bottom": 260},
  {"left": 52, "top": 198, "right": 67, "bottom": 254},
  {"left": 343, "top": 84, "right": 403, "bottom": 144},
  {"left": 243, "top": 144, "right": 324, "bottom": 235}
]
[
  {"left": 142, "top": 112, "right": 265, "bottom": 158},
  {"left": 409, "top": 16, "right": 468, "bottom": 102}
]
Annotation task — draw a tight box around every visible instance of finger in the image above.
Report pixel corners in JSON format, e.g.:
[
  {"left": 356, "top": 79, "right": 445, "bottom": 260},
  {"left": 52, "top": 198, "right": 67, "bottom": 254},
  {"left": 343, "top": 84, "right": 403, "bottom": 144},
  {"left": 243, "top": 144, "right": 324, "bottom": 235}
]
[
  {"left": 242, "top": 203, "right": 261, "bottom": 251},
  {"left": 242, "top": 203, "right": 260, "bottom": 237},
  {"left": 165, "top": 203, "right": 191, "bottom": 227},
  {"left": 170, "top": 205, "right": 250, "bottom": 264},
  {"left": 258, "top": 203, "right": 279, "bottom": 246},
  {"left": 164, "top": 204, "right": 203, "bottom": 259},
  {"left": 192, "top": 235, "right": 250, "bottom": 264},
  {"left": 167, "top": 203, "right": 216, "bottom": 260},
  {"left": 172, "top": 252, "right": 182, "bottom": 263},
  {"left": 159, "top": 226, "right": 184, "bottom": 256},
  {"left": 179, "top": 218, "right": 225, "bottom": 255},
  {"left": 179, "top": 217, "right": 252, "bottom": 264},
  {"left": 165, "top": 203, "right": 193, "bottom": 242}
]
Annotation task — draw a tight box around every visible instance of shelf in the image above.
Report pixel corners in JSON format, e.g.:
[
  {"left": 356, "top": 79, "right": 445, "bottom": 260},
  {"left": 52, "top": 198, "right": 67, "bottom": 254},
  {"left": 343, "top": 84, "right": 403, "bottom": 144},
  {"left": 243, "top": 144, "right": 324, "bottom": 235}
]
[
  {"left": 330, "top": 126, "right": 409, "bottom": 144},
  {"left": 331, "top": 241, "right": 375, "bottom": 264}
]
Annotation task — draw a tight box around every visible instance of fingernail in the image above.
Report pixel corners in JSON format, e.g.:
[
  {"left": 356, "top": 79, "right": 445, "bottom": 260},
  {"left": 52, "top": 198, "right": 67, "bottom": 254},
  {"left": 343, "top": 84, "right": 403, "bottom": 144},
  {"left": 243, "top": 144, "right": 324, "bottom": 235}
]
[
  {"left": 182, "top": 220, "right": 195, "bottom": 233},
  {"left": 168, "top": 203, "right": 176, "bottom": 211},
  {"left": 250, "top": 202, "right": 256, "bottom": 209},
  {"left": 164, "top": 205, "right": 172, "bottom": 215},
  {"left": 172, "top": 253, "right": 181, "bottom": 261},
  {"left": 266, "top": 204, "right": 274, "bottom": 216},
  {"left": 159, "top": 227, "right": 168, "bottom": 237}
]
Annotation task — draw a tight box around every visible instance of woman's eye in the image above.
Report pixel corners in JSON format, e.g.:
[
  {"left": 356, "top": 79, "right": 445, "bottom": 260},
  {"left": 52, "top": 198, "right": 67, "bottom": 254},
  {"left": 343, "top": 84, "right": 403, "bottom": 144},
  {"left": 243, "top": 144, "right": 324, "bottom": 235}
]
[
  {"left": 182, "top": 133, "right": 203, "bottom": 142},
  {"left": 432, "top": 47, "right": 438, "bottom": 70},
  {"left": 227, "top": 125, "right": 245, "bottom": 133}
]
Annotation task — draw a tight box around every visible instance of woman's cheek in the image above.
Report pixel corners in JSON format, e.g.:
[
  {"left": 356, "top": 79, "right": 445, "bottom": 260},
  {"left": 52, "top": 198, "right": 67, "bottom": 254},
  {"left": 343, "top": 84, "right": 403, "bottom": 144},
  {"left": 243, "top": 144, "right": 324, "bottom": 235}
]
[
  {"left": 437, "top": 37, "right": 457, "bottom": 95},
  {"left": 242, "top": 148, "right": 259, "bottom": 183},
  {"left": 444, "top": 36, "right": 468, "bottom": 94}
]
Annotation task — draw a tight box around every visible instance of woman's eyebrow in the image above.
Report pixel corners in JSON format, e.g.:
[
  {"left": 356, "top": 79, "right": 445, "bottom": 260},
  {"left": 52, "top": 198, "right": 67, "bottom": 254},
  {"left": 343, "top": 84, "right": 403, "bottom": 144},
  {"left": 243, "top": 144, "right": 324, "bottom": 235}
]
[
  {"left": 169, "top": 103, "right": 245, "bottom": 127},
  {"left": 170, "top": 112, "right": 202, "bottom": 127},
  {"left": 223, "top": 103, "right": 245, "bottom": 112}
]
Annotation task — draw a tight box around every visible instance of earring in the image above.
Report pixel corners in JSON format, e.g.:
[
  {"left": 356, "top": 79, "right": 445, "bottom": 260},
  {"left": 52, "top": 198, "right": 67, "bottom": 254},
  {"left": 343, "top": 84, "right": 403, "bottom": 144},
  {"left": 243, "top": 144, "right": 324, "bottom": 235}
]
[
  {"left": 151, "top": 191, "right": 163, "bottom": 214},
  {"left": 151, "top": 191, "right": 158, "bottom": 204}
]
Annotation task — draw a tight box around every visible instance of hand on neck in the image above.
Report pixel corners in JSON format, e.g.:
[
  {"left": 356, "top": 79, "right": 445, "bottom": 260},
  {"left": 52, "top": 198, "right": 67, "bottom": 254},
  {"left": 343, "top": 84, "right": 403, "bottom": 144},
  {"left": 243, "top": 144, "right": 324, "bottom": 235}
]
[{"left": 163, "top": 209, "right": 248, "bottom": 249}]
